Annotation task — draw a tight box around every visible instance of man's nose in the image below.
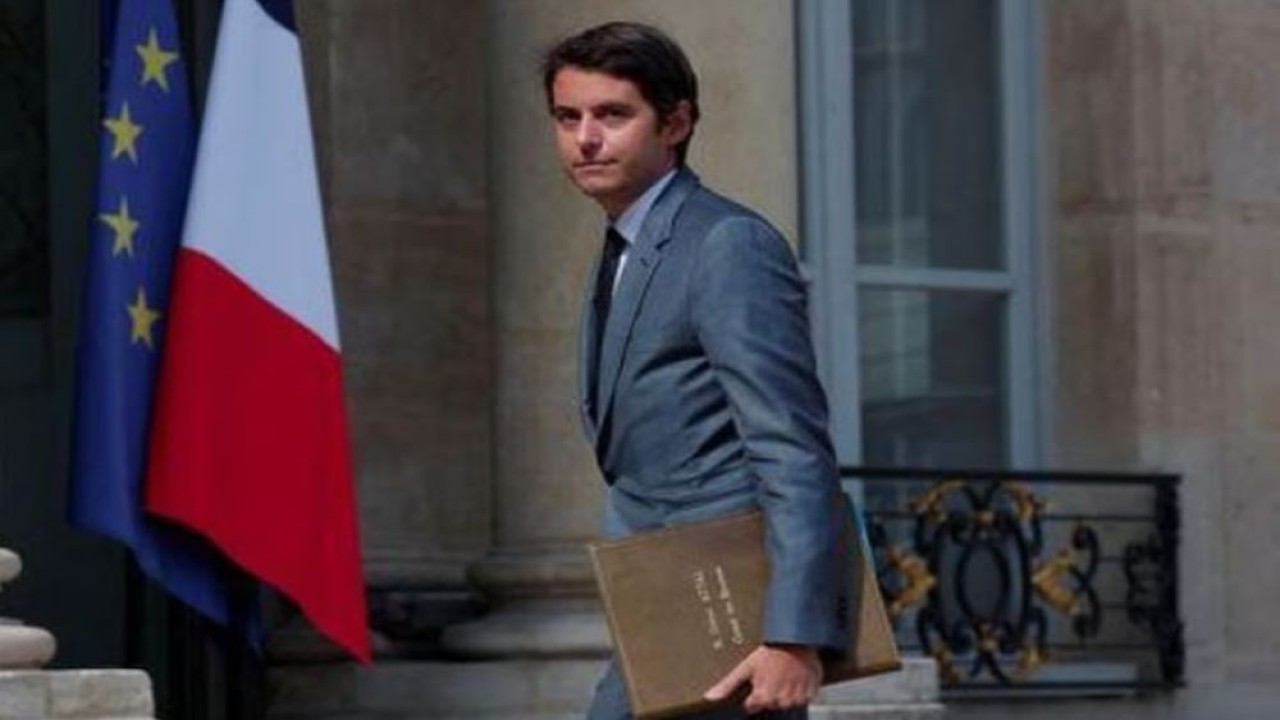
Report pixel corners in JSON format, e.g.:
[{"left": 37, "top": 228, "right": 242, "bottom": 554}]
[{"left": 576, "top": 118, "right": 602, "bottom": 151}]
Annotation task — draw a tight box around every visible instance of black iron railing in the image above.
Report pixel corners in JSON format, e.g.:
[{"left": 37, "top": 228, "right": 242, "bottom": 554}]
[{"left": 845, "top": 467, "right": 1183, "bottom": 695}]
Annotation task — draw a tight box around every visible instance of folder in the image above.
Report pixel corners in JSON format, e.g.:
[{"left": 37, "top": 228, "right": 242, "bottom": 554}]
[{"left": 588, "top": 497, "right": 901, "bottom": 718}]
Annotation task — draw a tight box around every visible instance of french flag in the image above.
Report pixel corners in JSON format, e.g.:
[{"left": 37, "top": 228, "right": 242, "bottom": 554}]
[{"left": 146, "top": 0, "right": 370, "bottom": 663}]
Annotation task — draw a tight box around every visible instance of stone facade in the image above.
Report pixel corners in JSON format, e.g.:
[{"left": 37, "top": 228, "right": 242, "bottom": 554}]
[
  {"left": 1035, "top": 1, "right": 1280, "bottom": 718},
  {"left": 260, "top": 0, "right": 1280, "bottom": 718}
]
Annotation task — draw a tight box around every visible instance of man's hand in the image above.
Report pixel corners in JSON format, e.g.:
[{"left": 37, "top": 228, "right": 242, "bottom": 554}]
[{"left": 703, "top": 643, "right": 823, "bottom": 714}]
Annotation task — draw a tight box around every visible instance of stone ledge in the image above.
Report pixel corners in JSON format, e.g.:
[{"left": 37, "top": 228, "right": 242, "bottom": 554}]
[
  {"left": 818, "top": 657, "right": 941, "bottom": 705},
  {"left": 0, "top": 670, "right": 153, "bottom": 719},
  {"left": 810, "top": 704, "right": 946, "bottom": 720},
  {"left": 811, "top": 658, "right": 944, "bottom": 719}
]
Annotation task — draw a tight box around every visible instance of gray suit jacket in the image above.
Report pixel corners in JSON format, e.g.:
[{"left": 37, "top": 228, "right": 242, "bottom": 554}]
[{"left": 579, "top": 168, "right": 848, "bottom": 653}]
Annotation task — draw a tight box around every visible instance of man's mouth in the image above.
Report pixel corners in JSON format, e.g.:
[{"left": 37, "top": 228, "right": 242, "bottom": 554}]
[{"left": 575, "top": 160, "right": 615, "bottom": 170}]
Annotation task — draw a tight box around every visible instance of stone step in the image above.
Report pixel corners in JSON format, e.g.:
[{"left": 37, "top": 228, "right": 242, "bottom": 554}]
[
  {"left": 268, "top": 656, "right": 942, "bottom": 718},
  {"left": 810, "top": 703, "right": 946, "bottom": 720},
  {"left": 0, "top": 669, "right": 153, "bottom": 719},
  {"left": 818, "top": 657, "right": 940, "bottom": 705}
]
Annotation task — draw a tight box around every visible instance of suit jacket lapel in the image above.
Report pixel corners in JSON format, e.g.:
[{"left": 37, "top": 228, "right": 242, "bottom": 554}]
[
  {"left": 578, "top": 255, "right": 602, "bottom": 441},
  {"left": 594, "top": 170, "right": 699, "bottom": 451},
  {"left": 594, "top": 246, "right": 660, "bottom": 437}
]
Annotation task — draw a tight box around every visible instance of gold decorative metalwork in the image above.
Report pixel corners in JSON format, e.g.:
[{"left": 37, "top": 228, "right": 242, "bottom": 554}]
[
  {"left": 1032, "top": 546, "right": 1084, "bottom": 617},
  {"left": 861, "top": 472, "right": 1181, "bottom": 689},
  {"left": 909, "top": 480, "right": 1046, "bottom": 527},
  {"left": 977, "top": 623, "right": 1000, "bottom": 655},
  {"left": 909, "top": 480, "right": 965, "bottom": 524},
  {"left": 931, "top": 645, "right": 963, "bottom": 685},
  {"left": 1013, "top": 641, "right": 1047, "bottom": 678},
  {"left": 999, "top": 482, "right": 1046, "bottom": 523},
  {"left": 885, "top": 545, "right": 936, "bottom": 617}
]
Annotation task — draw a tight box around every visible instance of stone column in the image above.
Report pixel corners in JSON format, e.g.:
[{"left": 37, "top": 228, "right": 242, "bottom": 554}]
[
  {"left": 292, "top": 2, "right": 492, "bottom": 657},
  {"left": 443, "top": 0, "right": 801, "bottom": 663}
]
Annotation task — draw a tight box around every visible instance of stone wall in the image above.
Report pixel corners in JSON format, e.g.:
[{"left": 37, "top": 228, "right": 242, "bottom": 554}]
[{"left": 1028, "top": 0, "right": 1280, "bottom": 717}]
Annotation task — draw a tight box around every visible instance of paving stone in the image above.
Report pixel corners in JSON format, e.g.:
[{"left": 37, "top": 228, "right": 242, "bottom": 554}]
[
  {"left": 0, "top": 672, "right": 47, "bottom": 719},
  {"left": 48, "top": 670, "right": 153, "bottom": 718}
]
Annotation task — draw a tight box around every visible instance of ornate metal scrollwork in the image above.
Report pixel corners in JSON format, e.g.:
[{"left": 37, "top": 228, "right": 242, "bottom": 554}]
[
  {"left": 871, "top": 480, "right": 1104, "bottom": 684},
  {"left": 883, "top": 544, "right": 935, "bottom": 617},
  {"left": 859, "top": 468, "right": 1183, "bottom": 692}
]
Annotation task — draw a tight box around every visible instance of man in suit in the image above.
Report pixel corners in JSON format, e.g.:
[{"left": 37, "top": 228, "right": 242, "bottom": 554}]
[{"left": 543, "top": 22, "right": 849, "bottom": 719}]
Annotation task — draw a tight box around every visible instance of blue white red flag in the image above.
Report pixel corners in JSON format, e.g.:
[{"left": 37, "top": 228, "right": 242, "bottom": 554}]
[{"left": 146, "top": 0, "right": 370, "bottom": 663}]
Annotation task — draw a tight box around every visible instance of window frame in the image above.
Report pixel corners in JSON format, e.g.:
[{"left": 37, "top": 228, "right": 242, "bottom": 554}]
[{"left": 799, "top": 0, "right": 1047, "bottom": 469}]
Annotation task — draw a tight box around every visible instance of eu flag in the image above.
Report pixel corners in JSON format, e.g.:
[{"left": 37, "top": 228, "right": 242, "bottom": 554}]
[{"left": 70, "top": 0, "right": 231, "bottom": 626}]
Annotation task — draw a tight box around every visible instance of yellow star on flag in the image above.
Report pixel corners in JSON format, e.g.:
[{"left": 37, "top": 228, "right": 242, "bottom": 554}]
[
  {"left": 103, "top": 102, "right": 144, "bottom": 164},
  {"left": 127, "top": 286, "right": 162, "bottom": 349},
  {"left": 136, "top": 27, "right": 179, "bottom": 92},
  {"left": 99, "top": 195, "right": 141, "bottom": 257}
]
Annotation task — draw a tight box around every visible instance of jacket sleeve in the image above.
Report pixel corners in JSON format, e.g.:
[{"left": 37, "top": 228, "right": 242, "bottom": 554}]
[{"left": 688, "top": 215, "right": 849, "bottom": 653}]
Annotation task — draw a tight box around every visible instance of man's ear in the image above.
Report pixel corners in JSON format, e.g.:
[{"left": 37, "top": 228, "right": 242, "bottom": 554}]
[{"left": 662, "top": 100, "right": 694, "bottom": 147}]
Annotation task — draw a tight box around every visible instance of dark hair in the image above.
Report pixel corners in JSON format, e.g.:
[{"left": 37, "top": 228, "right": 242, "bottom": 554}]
[{"left": 542, "top": 21, "right": 701, "bottom": 164}]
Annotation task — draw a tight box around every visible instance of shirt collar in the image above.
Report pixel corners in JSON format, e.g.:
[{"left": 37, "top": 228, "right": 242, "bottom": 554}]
[{"left": 610, "top": 169, "right": 678, "bottom": 247}]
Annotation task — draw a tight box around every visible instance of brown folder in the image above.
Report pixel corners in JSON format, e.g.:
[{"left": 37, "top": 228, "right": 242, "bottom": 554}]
[{"left": 587, "top": 498, "right": 902, "bottom": 719}]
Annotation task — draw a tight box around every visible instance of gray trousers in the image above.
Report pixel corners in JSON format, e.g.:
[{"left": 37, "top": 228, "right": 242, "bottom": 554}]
[{"left": 587, "top": 659, "right": 807, "bottom": 720}]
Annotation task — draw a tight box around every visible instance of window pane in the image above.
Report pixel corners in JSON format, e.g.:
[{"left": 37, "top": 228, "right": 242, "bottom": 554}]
[
  {"left": 852, "top": 0, "right": 1003, "bottom": 270},
  {"left": 859, "top": 287, "right": 1005, "bottom": 466}
]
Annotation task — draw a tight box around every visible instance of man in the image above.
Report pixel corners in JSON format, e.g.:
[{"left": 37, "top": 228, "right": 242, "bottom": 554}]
[{"left": 543, "top": 22, "right": 849, "bottom": 719}]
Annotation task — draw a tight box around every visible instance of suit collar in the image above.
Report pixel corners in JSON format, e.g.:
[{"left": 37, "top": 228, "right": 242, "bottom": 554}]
[
  {"left": 632, "top": 167, "right": 698, "bottom": 253},
  {"left": 611, "top": 169, "right": 678, "bottom": 245}
]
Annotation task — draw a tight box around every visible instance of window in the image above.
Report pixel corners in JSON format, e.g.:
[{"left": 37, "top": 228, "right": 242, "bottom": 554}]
[{"left": 801, "top": 0, "right": 1043, "bottom": 469}]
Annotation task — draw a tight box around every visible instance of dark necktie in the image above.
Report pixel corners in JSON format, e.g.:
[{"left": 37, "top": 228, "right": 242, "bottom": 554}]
[{"left": 590, "top": 227, "right": 626, "bottom": 421}]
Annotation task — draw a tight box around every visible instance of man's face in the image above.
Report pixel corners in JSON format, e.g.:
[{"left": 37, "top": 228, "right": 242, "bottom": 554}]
[{"left": 550, "top": 67, "right": 691, "bottom": 218}]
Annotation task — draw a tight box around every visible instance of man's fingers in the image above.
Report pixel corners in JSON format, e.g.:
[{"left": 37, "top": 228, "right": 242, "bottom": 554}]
[
  {"left": 704, "top": 658, "right": 752, "bottom": 701},
  {"left": 708, "top": 645, "right": 821, "bottom": 710},
  {"left": 745, "top": 682, "right": 814, "bottom": 714},
  {"left": 743, "top": 688, "right": 777, "bottom": 715},
  {"left": 743, "top": 676, "right": 788, "bottom": 713}
]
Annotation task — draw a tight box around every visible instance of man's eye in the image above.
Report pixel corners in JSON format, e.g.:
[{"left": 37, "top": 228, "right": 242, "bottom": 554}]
[{"left": 600, "top": 108, "right": 631, "bottom": 125}]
